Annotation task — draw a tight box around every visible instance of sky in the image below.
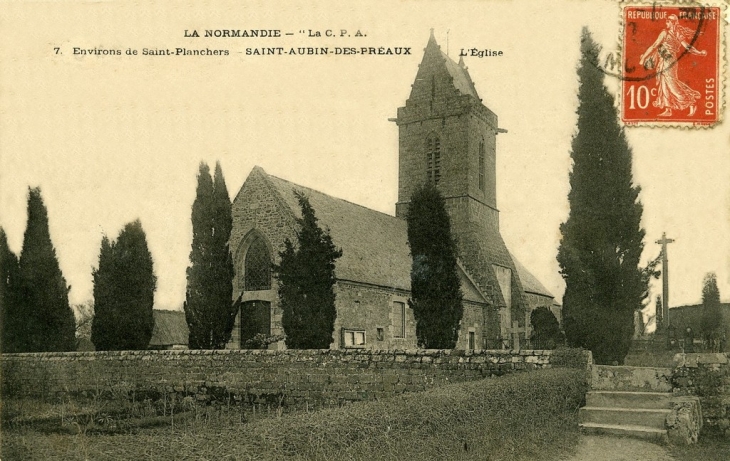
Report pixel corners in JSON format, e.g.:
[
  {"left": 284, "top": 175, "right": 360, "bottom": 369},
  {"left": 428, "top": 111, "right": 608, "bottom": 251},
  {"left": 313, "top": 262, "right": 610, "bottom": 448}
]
[{"left": 1, "top": 0, "right": 728, "bottom": 321}]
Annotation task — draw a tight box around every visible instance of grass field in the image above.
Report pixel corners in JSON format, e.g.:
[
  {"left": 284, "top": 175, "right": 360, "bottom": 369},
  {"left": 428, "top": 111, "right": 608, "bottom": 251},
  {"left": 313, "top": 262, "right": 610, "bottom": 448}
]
[{"left": 2, "top": 368, "right": 587, "bottom": 460}]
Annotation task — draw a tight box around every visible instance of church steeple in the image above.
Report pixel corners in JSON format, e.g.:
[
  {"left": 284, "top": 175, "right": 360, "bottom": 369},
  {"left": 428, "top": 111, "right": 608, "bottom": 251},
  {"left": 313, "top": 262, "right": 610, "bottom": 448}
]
[
  {"left": 393, "top": 33, "right": 529, "bottom": 336},
  {"left": 394, "top": 32, "right": 498, "bottom": 225}
]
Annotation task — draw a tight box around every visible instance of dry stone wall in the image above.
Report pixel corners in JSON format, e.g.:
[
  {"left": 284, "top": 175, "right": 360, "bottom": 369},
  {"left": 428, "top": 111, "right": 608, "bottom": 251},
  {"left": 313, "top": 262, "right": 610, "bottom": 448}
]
[
  {"left": 672, "top": 352, "right": 730, "bottom": 437},
  {"left": 2, "top": 348, "right": 590, "bottom": 410}
]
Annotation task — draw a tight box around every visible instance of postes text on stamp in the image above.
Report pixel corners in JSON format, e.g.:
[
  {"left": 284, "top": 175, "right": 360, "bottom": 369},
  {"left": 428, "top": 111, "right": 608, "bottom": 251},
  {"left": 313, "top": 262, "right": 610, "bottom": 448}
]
[{"left": 621, "top": 4, "right": 723, "bottom": 127}]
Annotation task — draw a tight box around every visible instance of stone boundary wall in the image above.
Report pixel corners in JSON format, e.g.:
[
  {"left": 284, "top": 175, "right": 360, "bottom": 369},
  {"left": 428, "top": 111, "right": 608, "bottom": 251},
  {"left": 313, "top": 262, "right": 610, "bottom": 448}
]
[
  {"left": 672, "top": 353, "right": 730, "bottom": 437},
  {"left": 1, "top": 348, "right": 590, "bottom": 410}
]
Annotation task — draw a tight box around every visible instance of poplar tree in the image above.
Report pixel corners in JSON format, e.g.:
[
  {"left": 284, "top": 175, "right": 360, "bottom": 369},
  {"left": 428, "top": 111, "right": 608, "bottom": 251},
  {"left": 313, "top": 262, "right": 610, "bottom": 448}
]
[
  {"left": 557, "top": 29, "right": 647, "bottom": 365},
  {"left": 184, "top": 162, "right": 236, "bottom": 349},
  {"left": 91, "top": 220, "right": 156, "bottom": 350},
  {"left": 0, "top": 227, "right": 21, "bottom": 352},
  {"left": 406, "top": 183, "right": 463, "bottom": 349},
  {"left": 15, "top": 188, "right": 76, "bottom": 352},
  {"left": 274, "top": 191, "right": 342, "bottom": 349}
]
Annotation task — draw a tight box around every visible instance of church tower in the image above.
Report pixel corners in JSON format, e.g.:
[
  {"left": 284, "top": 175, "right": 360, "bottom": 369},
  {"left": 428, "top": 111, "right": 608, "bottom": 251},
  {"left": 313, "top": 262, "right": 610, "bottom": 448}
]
[{"left": 394, "top": 31, "right": 528, "bottom": 338}]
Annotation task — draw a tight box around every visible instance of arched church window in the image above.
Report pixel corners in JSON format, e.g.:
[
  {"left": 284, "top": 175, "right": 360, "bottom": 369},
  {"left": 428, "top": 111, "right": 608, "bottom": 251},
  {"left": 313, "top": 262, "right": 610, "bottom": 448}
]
[
  {"left": 244, "top": 236, "right": 271, "bottom": 291},
  {"left": 426, "top": 135, "right": 441, "bottom": 185},
  {"left": 478, "top": 139, "right": 485, "bottom": 192}
]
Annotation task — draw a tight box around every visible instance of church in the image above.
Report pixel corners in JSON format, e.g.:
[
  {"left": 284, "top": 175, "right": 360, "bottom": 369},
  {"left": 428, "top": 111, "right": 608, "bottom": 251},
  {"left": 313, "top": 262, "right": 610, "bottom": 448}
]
[{"left": 226, "top": 32, "right": 556, "bottom": 350}]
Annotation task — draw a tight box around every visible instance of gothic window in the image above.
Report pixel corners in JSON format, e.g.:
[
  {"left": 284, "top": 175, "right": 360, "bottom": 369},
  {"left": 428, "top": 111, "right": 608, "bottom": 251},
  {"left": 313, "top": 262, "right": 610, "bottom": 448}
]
[
  {"left": 244, "top": 236, "right": 271, "bottom": 291},
  {"left": 478, "top": 139, "right": 485, "bottom": 192},
  {"left": 426, "top": 135, "right": 441, "bottom": 185}
]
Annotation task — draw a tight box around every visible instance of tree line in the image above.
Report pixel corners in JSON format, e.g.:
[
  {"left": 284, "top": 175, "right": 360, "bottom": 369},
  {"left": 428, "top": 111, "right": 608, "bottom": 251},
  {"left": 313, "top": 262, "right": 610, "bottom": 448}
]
[
  {"left": 0, "top": 188, "right": 158, "bottom": 353},
  {"left": 4, "top": 29, "right": 711, "bottom": 360},
  {"left": 0, "top": 163, "right": 468, "bottom": 352}
]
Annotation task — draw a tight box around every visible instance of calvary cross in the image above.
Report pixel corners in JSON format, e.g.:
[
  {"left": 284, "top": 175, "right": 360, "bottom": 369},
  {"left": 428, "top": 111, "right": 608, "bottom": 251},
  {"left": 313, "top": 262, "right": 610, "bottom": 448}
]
[
  {"left": 505, "top": 320, "right": 526, "bottom": 350},
  {"left": 655, "top": 232, "right": 675, "bottom": 326}
]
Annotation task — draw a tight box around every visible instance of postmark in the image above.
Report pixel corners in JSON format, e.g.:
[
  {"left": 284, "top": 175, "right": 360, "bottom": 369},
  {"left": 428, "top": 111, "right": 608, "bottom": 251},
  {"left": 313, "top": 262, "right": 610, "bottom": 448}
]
[{"left": 620, "top": 3, "right": 724, "bottom": 127}]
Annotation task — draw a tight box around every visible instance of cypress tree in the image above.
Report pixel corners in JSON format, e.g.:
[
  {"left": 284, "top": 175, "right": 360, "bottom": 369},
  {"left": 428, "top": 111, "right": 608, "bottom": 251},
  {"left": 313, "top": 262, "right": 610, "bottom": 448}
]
[
  {"left": 15, "top": 188, "right": 76, "bottom": 352},
  {"left": 557, "top": 29, "right": 647, "bottom": 365},
  {"left": 91, "top": 220, "right": 156, "bottom": 350},
  {"left": 654, "top": 295, "right": 663, "bottom": 331},
  {"left": 274, "top": 191, "right": 342, "bottom": 349},
  {"left": 406, "top": 183, "right": 463, "bottom": 349},
  {"left": 700, "top": 272, "right": 722, "bottom": 343},
  {"left": 0, "top": 227, "right": 21, "bottom": 352},
  {"left": 184, "top": 162, "right": 236, "bottom": 349}
]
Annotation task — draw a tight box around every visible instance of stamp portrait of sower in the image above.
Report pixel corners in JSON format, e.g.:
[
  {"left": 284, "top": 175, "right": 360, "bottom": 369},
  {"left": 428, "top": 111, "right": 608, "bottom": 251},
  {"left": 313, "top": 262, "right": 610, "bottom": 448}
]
[
  {"left": 621, "top": 4, "right": 722, "bottom": 126},
  {"left": 639, "top": 14, "right": 707, "bottom": 117}
]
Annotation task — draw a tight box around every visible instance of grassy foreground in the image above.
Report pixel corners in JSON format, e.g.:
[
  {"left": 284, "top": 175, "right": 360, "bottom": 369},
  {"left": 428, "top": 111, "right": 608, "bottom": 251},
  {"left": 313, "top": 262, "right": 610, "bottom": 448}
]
[{"left": 2, "top": 368, "right": 587, "bottom": 460}]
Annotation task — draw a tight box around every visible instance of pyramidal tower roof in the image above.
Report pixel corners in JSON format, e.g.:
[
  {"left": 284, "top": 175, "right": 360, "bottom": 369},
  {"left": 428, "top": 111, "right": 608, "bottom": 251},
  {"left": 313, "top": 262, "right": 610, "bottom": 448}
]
[{"left": 420, "top": 29, "right": 480, "bottom": 99}]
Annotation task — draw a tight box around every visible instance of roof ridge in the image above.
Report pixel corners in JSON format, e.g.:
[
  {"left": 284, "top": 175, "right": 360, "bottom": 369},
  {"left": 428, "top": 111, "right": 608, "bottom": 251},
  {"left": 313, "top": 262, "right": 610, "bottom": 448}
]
[{"left": 264, "top": 170, "right": 401, "bottom": 221}]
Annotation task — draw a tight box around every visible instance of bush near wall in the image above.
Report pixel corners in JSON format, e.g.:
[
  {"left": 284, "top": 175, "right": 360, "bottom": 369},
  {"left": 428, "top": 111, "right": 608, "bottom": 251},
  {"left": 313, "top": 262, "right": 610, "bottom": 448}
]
[{"left": 1, "top": 348, "right": 591, "bottom": 412}]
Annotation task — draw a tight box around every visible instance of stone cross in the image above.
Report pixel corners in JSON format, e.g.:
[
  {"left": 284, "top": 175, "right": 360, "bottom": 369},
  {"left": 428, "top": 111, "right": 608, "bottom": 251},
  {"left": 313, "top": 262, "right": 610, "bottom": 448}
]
[
  {"left": 505, "top": 320, "right": 525, "bottom": 350},
  {"left": 655, "top": 232, "right": 675, "bottom": 326}
]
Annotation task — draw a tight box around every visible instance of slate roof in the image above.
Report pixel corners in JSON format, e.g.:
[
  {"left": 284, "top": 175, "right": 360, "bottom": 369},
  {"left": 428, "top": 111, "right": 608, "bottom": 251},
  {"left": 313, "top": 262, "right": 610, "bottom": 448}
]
[
  {"left": 424, "top": 31, "right": 480, "bottom": 99},
  {"left": 509, "top": 251, "right": 553, "bottom": 297},
  {"left": 148, "top": 309, "right": 189, "bottom": 347},
  {"left": 442, "top": 52, "right": 479, "bottom": 99},
  {"left": 256, "top": 167, "right": 490, "bottom": 305}
]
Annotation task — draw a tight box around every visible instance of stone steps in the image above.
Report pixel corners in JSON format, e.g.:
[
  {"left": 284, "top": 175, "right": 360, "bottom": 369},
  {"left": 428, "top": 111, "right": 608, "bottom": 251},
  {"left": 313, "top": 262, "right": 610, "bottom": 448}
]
[
  {"left": 590, "top": 365, "right": 673, "bottom": 392},
  {"left": 579, "top": 422, "right": 669, "bottom": 444},
  {"left": 579, "top": 366, "right": 675, "bottom": 443},
  {"left": 586, "top": 390, "right": 673, "bottom": 409},
  {"left": 579, "top": 405, "right": 670, "bottom": 428}
]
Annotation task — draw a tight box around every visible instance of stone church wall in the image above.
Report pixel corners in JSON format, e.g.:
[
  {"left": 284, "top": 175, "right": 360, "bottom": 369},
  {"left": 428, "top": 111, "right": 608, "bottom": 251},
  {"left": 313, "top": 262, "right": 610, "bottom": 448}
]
[
  {"left": 228, "top": 169, "right": 296, "bottom": 349},
  {"left": 334, "top": 281, "right": 490, "bottom": 351},
  {"left": 334, "top": 282, "right": 416, "bottom": 350},
  {"left": 1, "top": 349, "right": 590, "bottom": 411}
]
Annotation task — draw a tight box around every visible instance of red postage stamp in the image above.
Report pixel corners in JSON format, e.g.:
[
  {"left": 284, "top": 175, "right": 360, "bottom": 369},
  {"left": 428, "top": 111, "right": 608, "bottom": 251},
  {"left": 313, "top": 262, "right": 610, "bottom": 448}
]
[{"left": 621, "top": 4, "right": 723, "bottom": 127}]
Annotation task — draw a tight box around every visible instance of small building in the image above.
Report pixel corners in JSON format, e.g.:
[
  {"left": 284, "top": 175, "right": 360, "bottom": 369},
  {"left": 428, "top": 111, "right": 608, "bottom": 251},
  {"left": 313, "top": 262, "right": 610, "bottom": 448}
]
[
  {"left": 669, "top": 302, "right": 730, "bottom": 339},
  {"left": 148, "top": 309, "right": 189, "bottom": 350}
]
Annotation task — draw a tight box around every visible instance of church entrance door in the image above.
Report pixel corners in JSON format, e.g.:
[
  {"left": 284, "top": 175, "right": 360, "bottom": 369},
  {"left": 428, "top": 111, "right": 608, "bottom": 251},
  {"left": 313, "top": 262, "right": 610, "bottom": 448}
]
[{"left": 240, "top": 300, "right": 271, "bottom": 348}]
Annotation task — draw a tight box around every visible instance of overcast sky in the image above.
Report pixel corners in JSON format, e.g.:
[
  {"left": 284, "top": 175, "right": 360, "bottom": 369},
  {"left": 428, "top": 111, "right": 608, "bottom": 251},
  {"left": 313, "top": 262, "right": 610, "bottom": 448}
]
[{"left": 1, "top": 0, "right": 728, "bottom": 319}]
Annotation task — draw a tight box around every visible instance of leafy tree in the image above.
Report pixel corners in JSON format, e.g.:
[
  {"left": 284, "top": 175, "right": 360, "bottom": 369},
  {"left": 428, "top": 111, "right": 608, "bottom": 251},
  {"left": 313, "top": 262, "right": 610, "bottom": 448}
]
[
  {"left": 91, "top": 220, "right": 156, "bottom": 350},
  {"left": 13, "top": 188, "right": 76, "bottom": 352},
  {"left": 530, "top": 307, "right": 564, "bottom": 349},
  {"left": 406, "top": 183, "right": 463, "bottom": 349},
  {"left": 274, "top": 191, "right": 342, "bottom": 349},
  {"left": 700, "top": 272, "right": 722, "bottom": 342},
  {"left": 184, "top": 162, "right": 236, "bottom": 349},
  {"left": 0, "top": 227, "right": 21, "bottom": 352},
  {"left": 557, "top": 29, "right": 648, "bottom": 365},
  {"left": 74, "top": 300, "right": 95, "bottom": 347}
]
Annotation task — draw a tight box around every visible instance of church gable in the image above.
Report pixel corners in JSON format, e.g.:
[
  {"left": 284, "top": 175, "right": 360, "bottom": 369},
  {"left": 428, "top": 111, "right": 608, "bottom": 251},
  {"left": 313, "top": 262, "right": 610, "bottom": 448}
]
[{"left": 230, "top": 166, "right": 299, "bottom": 296}]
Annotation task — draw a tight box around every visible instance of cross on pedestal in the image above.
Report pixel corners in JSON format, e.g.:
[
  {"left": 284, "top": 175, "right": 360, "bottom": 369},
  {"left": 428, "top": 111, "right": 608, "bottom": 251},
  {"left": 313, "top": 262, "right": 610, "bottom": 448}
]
[
  {"left": 505, "top": 320, "right": 526, "bottom": 350},
  {"left": 655, "top": 232, "right": 675, "bottom": 327}
]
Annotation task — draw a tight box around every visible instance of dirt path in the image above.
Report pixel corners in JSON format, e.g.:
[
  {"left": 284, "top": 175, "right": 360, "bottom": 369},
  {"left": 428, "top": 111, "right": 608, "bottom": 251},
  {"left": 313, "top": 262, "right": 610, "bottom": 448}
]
[{"left": 559, "top": 435, "right": 674, "bottom": 461}]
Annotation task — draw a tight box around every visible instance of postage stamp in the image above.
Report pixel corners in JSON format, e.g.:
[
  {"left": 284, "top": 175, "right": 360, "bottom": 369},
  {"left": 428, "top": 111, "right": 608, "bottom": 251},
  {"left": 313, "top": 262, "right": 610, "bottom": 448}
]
[{"left": 620, "top": 3, "right": 724, "bottom": 127}]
